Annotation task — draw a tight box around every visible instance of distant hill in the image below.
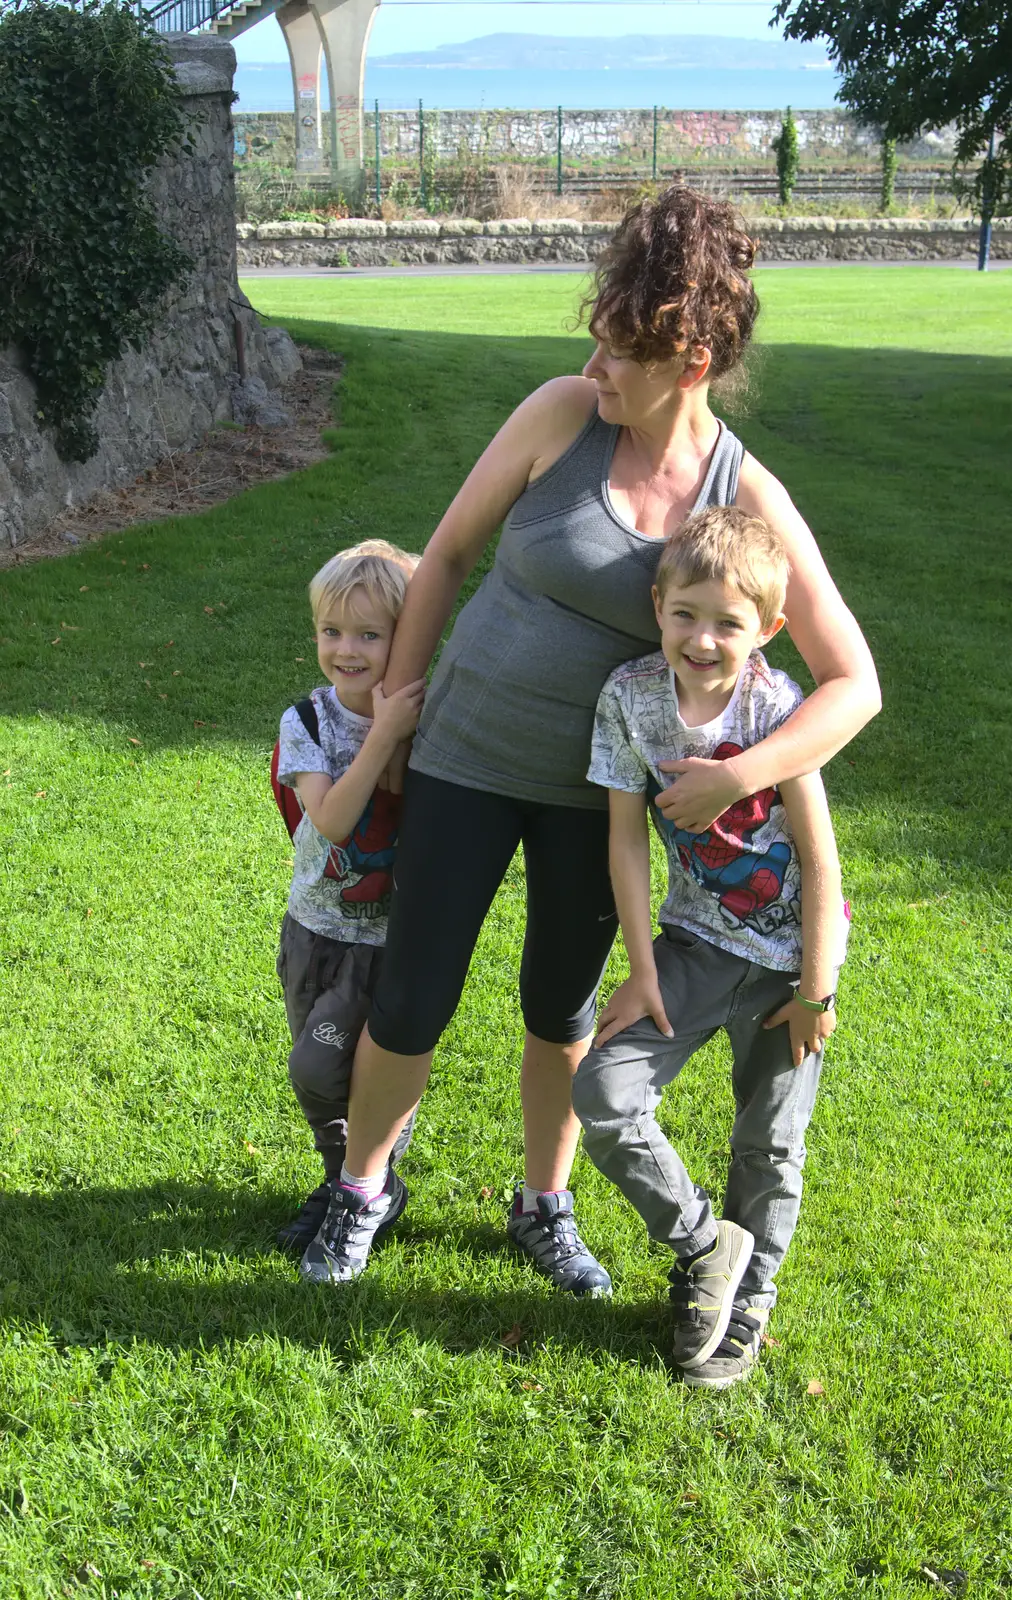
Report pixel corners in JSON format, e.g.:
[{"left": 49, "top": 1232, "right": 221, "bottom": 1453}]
[{"left": 370, "top": 32, "right": 834, "bottom": 72}]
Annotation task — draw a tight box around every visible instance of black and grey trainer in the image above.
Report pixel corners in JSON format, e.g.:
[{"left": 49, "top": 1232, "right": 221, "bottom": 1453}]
[
  {"left": 680, "top": 1306, "right": 767, "bottom": 1390},
  {"left": 506, "top": 1188, "right": 612, "bottom": 1298},
  {"left": 300, "top": 1171, "right": 408, "bottom": 1284},
  {"left": 669, "top": 1220, "right": 754, "bottom": 1370},
  {"left": 276, "top": 1181, "right": 333, "bottom": 1257}
]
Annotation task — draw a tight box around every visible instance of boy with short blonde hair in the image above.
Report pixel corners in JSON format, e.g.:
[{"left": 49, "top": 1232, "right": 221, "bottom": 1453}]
[
  {"left": 573, "top": 505, "right": 849, "bottom": 1388},
  {"left": 274, "top": 539, "right": 425, "bottom": 1263}
]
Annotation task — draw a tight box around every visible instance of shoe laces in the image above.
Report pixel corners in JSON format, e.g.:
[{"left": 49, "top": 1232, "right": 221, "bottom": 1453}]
[
  {"left": 320, "top": 1192, "right": 374, "bottom": 1257},
  {"left": 537, "top": 1209, "right": 584, "bottom": 1264}
]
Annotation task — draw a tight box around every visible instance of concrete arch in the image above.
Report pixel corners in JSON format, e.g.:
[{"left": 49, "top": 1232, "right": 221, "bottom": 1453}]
[{"left": 211, "top": 0, "right": 379, "bottom": 193}]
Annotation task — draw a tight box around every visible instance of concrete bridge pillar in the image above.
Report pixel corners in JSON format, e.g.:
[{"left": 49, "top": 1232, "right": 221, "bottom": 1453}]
[
  {"left": 315, "top": 0, "right": 379, "bottom": 202},
  {"left": 277, "top": 0, "right": 326, "bottom": 173}
]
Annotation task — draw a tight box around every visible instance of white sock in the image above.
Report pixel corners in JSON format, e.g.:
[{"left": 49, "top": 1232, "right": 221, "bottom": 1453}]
[
  {"left": 340, "top": 1163, "right": 386, "bottom": 1201},
  {"left": 521, "top": 1183, "right": 562, "bottom": 1214}
]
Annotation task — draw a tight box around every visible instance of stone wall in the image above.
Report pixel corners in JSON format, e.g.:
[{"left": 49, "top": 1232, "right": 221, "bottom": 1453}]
[
  {"left": 237, "top": 215, "right": 1011, "bottom": 270},
  {"left": 1, "top": 36, "right": 300, "bottom": 552},
  {"left": 234, "top": 106, "right": 957, "bottom": 168}
]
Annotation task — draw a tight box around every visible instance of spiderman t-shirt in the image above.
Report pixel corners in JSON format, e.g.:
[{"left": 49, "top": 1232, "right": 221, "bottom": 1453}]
[
  {"left": 277, "top": 685, "right": 400, "bottom": 946},
  {"left": 589, "top": 649, "right": 827, "bottom": 973}
]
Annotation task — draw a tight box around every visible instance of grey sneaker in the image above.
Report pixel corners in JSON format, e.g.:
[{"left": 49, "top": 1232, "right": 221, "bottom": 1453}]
[
  {"left": 507, "top": 1188, "right": 613, "bottom": 1298},
  {"left": 669, "top": 1220, "right": 754, "bottom": 1369},
  {"left": 300, "top": 1171, "right": 408, "bottom": 1284},
  {"left": 680, "top": 1306, "right": 768, "bottom": 1390}
]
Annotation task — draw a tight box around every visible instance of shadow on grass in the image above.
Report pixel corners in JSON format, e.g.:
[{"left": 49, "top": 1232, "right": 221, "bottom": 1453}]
[{"left": 0, "top": 1181, "right": 670, "bottom": 1367}]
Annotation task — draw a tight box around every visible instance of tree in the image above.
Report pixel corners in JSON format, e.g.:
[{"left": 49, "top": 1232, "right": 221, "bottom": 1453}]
[
  {"left": 773, "top": 106, "right": 800, "bottom": 204},
  {"left": 773, "top": 0, "right": 1011, "bottom": 221}
]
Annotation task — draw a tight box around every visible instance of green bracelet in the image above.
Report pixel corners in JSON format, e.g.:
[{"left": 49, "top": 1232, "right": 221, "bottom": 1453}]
[{"left": 794, "top": 990, "right": 836, "bottom": 1014}]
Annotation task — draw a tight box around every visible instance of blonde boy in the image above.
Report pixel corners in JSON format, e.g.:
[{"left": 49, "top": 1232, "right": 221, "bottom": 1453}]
[
  {"left": 572, "top": 506, "right": 848, "bottom": 1388},
  {"left": 274, "top": 539, "right": 424, "bottom": 1259}
]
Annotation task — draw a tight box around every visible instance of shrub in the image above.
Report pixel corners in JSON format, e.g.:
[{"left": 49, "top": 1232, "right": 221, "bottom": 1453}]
[
  {"left": 773, "top": 107, "right": 800, "bottom": 205},
  {"left": 881, "top": 137, "right": 898, "bottom": 211},
  {"left": 0, "top": 0, "right": 190, "bottom": 461}
]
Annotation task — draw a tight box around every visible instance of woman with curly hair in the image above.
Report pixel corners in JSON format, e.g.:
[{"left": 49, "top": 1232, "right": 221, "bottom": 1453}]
[{"left": 297, "top": 185, "right": 881, "bottom": 1292}]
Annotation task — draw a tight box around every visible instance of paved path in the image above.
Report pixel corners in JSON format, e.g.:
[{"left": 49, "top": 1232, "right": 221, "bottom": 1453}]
[{"left": 241, "top": 259, "right": 1011, "bottom": 279}]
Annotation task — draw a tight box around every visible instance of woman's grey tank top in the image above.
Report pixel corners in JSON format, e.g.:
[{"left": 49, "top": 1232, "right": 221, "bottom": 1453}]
[{"left": 411, "top": 410, "right": 744, "bottom": 810}]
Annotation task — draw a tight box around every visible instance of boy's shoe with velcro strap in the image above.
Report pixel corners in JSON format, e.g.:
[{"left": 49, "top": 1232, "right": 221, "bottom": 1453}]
[
  {"left": 276, "top": 1181, "right": 333, "bottom": 1256},
  {"left": 506, "top": 1188, "right": 613, "bottom": 1298},
  {"left": 669, "top": 1220, "right": 754, "bottom": 1369},
  {"left": 300, "top": 1171, "right": 408, "bottom": 1284},
  {"left": 680, "top": 1306, "right": 768, "bottom": 1390}
]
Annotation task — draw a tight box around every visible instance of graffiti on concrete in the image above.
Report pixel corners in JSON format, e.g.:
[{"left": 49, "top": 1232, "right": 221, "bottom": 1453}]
[{"left": 234, "top": 105, "right": 957, "bottom": 169}]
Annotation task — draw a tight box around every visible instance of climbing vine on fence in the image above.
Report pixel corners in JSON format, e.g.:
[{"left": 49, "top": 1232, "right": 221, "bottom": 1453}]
[{"left": 0, "top": 1, "right": 190, "bottom": 461}]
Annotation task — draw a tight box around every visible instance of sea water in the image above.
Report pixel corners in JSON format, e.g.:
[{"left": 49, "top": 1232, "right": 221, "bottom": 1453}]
[{"left": 234, "top": 62, "right": 842, "bottom": 113}]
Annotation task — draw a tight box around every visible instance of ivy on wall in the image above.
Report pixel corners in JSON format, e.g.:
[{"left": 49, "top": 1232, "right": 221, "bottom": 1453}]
[{"left": 0, "top": 1, "right": 191, "bottom": 460}]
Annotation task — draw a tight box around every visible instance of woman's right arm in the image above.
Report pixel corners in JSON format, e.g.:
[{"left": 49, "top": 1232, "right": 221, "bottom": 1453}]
[{"left": 381, "top": 377, "right": 596, "bottom": 695}]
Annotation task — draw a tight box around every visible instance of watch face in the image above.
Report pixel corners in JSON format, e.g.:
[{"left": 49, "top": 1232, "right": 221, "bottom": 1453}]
[{"left": 823, "top": 993, "right": 837, "bottom": 1011}]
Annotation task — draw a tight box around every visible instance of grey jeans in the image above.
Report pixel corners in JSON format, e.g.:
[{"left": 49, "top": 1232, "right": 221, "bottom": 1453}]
[
  {"left": 572, "top": 925, "right": 825, "bottom": 1312},
  {"left": 277, "top": 914, "right": 414, "bottom": 1178}
]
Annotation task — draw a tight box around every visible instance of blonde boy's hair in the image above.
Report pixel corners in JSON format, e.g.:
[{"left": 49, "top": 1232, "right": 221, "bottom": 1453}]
[
  {"left": 654, "top": 505, "right": 789, "bottom": 631},
  {"left": 309, "top": 539, "right": 420, "bottom": 624}
]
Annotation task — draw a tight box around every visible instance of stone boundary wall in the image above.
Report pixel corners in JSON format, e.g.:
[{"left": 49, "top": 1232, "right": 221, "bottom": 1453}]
[
  {"left": 237, "top": 216, "right": 1011, "bottom": 270},
  {"left": 234, "top": 107, "right": 957, "bottom": 167},
  {"left": 2, "top": 36, "right": 300, "bottom": 552}
]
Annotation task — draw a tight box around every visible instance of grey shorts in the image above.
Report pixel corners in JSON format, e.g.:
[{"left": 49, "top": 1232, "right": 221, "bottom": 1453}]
[{"left": 277, "top": 913, "right": 413, "bottom": 1164}]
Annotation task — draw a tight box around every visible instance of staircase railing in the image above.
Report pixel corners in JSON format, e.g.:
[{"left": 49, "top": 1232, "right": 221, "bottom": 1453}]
[{"left": 145, "top": 0, "right": 235, "bottom": 32}]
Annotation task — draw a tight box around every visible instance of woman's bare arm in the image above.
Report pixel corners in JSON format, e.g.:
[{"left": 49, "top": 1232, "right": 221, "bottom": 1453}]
[
  {"left": 657, "top": 455, "right": 881, "bottom": 832},
  {"left": 381, "top": 377, "right": 596, "bottom": 696}
]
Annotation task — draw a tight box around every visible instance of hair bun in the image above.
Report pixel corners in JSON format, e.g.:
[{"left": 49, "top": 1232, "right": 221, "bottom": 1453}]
[{"left": 583, "top": 185, "right": 759, "bottom": 379}]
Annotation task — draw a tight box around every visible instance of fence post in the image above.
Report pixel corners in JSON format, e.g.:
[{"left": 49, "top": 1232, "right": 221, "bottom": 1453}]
[
  {"left": 556, "top": 105, "right": 563, "bottom": 196},
  {"left": 977, "top": 125, "right": 996, "bottom": 272},
  {"left": 419, "top": 99, "right": 426, "bottom": 210},
  {"left": 652, "top": 106, "right": 658, "bottom": 182}
]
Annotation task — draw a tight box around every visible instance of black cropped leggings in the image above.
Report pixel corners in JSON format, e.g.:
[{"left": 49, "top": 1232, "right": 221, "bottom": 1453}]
[{"left": 369, "top": 770, "right": 618, "bottom": 1055}]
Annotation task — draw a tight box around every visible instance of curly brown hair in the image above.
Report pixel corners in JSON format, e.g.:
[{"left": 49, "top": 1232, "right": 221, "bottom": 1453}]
[{"left": 583, "top": 186, "right": 759, "bottom": 378}]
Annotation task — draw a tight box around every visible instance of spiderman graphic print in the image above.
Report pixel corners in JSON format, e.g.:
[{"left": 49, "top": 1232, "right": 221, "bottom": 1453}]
[
  {"left": 322, "top": 785, "right": 400, "bottom": 916},
  {"left": 650, "top": 743, "right": 794, "bottom": 934},
  {"left": 588, "top": 649, "right": 807, "bottom": 972}
]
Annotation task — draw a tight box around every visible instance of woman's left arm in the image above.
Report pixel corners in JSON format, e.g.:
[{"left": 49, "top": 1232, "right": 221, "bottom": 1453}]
[{"left": 657, "top": 456, "right": 881, "bottom": 833}]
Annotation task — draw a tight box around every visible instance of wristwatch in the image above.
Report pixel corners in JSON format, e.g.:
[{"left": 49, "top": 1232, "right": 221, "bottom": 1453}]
[{"left": 794, "top": 989, "right": 836, "bottom": 1013}]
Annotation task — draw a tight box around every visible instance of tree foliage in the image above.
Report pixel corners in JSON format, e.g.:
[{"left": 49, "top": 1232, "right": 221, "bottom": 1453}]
[
  {"left": 773, "top": 0, "right": 1012, "bottom": 217},
  {"left": 773, "top": 106, "right": 800, "bottom": 204},
  {"left": 0, "top": 1, "right": 190, "bottom": 460}
]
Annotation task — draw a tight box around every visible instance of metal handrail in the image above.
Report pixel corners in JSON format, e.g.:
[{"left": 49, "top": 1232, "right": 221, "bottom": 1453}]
[{"left": 145, "top": 0, "right": 236, "bottom": 30}]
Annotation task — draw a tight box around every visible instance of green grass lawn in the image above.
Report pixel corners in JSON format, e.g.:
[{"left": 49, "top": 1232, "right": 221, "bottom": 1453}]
[{"left": 1, "top": 268, "right": 1010, "bottom": 1599}]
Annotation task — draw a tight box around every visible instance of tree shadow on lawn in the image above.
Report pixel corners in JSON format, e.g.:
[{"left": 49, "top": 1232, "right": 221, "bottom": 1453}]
[
  {"left": 1, "top": 331, "right": 1009, "bottom": 834},
  {"left": 0, "top": 1180, "right": 669, "bottom": 1367}
]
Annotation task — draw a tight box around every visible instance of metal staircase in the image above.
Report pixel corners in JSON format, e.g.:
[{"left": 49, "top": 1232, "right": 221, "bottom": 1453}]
[{"left": 146, "top": 0, "right": 283, "bottom": 43}]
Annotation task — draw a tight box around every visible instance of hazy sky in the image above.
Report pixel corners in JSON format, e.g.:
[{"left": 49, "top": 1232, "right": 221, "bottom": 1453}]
[{"left": 232, "top": 2, "right": 790, "bottom": 64}]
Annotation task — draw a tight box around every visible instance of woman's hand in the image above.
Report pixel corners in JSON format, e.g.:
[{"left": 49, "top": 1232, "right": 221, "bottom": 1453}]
[
  {"left": 762, "top": 995, "right": 837, "bottom": 1067},
  {"left": 595, "top": 972, "right": 674, "bottom": 1048},
  {"left": 655, "top": 755, "right": 748, "bottom": 833}
]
